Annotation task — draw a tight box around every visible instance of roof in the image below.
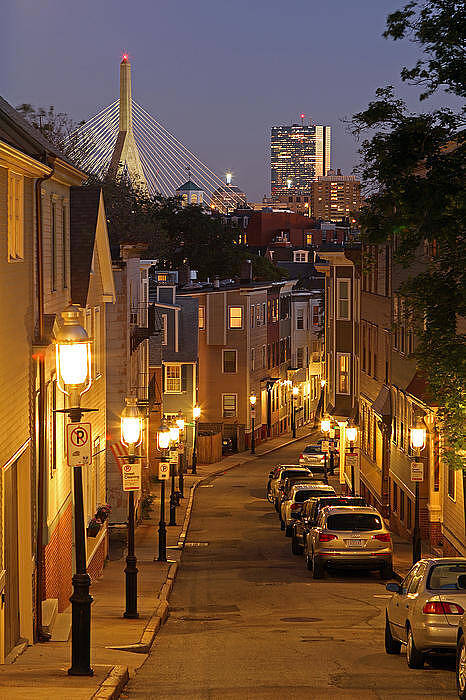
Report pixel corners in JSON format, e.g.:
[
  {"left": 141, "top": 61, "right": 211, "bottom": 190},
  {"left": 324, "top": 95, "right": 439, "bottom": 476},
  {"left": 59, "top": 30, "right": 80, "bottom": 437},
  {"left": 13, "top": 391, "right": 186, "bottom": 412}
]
[
  {"left": 372, "top": 385, "right": 391, "bottom": 419},
  {"left": 406, "top": 371, "right": 438, "bottom": 407},
  {"left": 0, "top": 95, "right": 67, "bottom": 162},
  {"left": 70, "top": 187, "right": 101, "bottom": 306},
  {"left": 177, "top": 179, "right": 203, "bottom": 192}
]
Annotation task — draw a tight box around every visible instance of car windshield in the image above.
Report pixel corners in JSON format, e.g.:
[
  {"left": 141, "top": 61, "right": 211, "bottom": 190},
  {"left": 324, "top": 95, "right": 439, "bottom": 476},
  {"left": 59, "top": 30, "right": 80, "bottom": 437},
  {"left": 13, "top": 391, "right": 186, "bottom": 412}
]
[
  {"left": 295, "top": 489, "right": 333, "bottom": 503},
  {"left": 304, "top": 446, "right": 322, "bottom": 454},
  {"left": 427, "top": 563, "right": 466, "bottom": 590},
  {"left": 319, "top": 497, "right": 366, "bottom": 509},
  {"left": 326, "top": 513, "right": 382, "bottom": 531},
  {"left": 282, "top": 470, "right": 310, "bottom": 480}
]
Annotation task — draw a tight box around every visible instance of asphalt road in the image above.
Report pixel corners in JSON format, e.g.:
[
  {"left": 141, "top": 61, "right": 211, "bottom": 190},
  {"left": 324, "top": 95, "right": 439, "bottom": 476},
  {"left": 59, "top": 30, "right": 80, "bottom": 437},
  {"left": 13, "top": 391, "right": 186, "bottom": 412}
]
[{"left": 124, "top": 438, "right": 456, "bottom": 699}]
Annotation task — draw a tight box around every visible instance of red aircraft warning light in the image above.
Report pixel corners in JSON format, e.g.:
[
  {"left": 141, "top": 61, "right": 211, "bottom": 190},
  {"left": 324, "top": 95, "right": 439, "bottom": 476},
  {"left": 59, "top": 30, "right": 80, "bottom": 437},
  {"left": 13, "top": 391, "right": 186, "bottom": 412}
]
[{"left": 122, "top": 53, "right": 129, "bottom": 62}]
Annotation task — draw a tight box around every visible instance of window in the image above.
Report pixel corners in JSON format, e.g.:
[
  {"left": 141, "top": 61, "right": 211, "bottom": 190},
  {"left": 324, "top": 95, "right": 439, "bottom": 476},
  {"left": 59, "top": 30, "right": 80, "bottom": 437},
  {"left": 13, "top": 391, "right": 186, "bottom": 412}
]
[
  {"left": 337, "top": 353, "right": 350, "bottom": 394},
  {"left": 166, "top": 365, "right": 181, "bottom": 393},
  {"left": 62, "top": 206, "right": 68, "bottom": 288},
  {"left": 223, "top": 350, "right": 237, "bottom": 373},
  {"left": 393, "top": 482, "right": 398, "bottom": 512},
  {"left": 228, "top": 306, "right": 243, "bottom": 329},
  {"left": 250, "top": 305, "right": 255, "bottom": 328},
  {"left": 407, "top": 498, "right": 412, "bottom": 529},
  {"left": 50, "top": 379, "right": 57, "bottom": 476},
  {"left": 51, "top": 199, "right": 57, "bottom": 291},
  {"left": 448, "top": 465, "right": 456, "bottom": 500},
  {"left": 297, "top": 347, "right": 304, "bottom": 368},
  {"left": 293, "top": 251, "right": 308, "bottom": 263},
  {"left": 162, "top": 314, "right": 168, "bottom": 345},
  {"left": 400, "top": 490, "right": 405, "bottom": 521},
  {"left": 312, "top": 306, "right": 319, "bottom": 326},
  {"left": 7, "top": 171, "right": 24, "bottom": 261},
  {"left": 256, "top": 304, "right": 262, "bottom": 326},
  {"left": 261, "top": 345, "right": 266, "bottom": 368},
  {"left": 222, "top": 394, "right": 237, "bottom": 418},
  {"left": 306, "top": 233, "right": 313, "bottom": 245},
  {"left": 337, "top": 279, "right": 350, "bottom": 320},
  {"left": 158, "top": 273, "right": 168, "bottom": 282},
  {"left": 262, "top": 303, "right": 266, "bottom": 325},
  {"left": 198, "top": 306, "right": 205, "bottom": 329},
  {"left": 250, "top": 348, "right": 255, "bottom": 371},
  {"left": 94, "top": 307, "right": 101, "bottom": 377},
  {"left": 296, "top": 310, "right": 304, "bottom": 330}
]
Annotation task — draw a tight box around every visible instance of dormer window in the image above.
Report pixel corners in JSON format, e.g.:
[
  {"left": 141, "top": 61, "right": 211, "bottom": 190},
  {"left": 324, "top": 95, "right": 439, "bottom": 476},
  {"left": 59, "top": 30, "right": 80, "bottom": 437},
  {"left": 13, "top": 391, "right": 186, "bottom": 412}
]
[{"left": 293, "top": 251, "right": 308, "bottom": 263}]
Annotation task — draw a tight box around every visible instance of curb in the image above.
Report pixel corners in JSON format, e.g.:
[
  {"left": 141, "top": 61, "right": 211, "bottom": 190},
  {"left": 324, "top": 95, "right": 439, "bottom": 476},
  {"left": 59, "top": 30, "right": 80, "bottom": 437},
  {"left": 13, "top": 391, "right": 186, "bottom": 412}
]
[{"left": 91, "top": 665, "right": 129, "bottom": 700}]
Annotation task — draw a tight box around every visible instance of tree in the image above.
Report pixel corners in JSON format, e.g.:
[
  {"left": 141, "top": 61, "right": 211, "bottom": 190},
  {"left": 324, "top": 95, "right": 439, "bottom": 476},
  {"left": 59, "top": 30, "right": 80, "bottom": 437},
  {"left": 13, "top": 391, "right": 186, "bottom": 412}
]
[{"left": 351, "top": 2, "right": 465, "bottom": 470}]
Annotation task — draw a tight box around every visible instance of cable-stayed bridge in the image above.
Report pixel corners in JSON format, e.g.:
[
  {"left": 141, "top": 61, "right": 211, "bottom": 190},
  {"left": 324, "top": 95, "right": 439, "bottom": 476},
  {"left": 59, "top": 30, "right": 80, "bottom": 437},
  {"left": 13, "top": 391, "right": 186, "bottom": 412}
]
[{"left": 68, "top": 56, "right": 245, "bottom": 211}]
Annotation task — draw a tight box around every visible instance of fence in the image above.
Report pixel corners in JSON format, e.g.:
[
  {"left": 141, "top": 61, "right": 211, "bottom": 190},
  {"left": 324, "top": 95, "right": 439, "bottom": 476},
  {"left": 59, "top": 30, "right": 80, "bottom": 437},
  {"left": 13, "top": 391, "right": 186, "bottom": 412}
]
[{"left": 197, "top": 432, "right": 223, "bottom": 465}]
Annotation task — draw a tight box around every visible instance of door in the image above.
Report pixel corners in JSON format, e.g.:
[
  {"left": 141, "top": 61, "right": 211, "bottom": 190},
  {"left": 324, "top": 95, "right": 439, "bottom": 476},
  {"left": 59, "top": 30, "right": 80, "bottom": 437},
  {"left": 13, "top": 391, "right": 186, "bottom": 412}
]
[
  {"left": 4, "top": 461, "right": 20, "bottom": 656},
  {"left": 390, "top": 565, "right": 418, "bottom": 639}
]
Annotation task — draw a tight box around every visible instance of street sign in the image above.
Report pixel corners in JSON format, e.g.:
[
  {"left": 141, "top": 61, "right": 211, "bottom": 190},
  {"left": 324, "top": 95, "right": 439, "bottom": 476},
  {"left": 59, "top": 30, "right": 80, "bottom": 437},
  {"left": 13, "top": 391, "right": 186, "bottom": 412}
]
[
  {"left": 177, "top": 444, "right": 184, "bottom": 454},
  {"left": 66, "top": 422, "right": 92, "bottom": 467},
  {"left": 322, "top": 440, "right": 330, "bottom": 453},
  {"left": 411, "top": 461, "right": 424, "bottom": 482},
  {"left": 122, "top": 462, "right": 142, "bottom": 491},
  {"left": 345, "top": 451, "right": 359, "bottom": 467},
  {"left": 158, "top": 461, "right": 170, "bottom": 480}
]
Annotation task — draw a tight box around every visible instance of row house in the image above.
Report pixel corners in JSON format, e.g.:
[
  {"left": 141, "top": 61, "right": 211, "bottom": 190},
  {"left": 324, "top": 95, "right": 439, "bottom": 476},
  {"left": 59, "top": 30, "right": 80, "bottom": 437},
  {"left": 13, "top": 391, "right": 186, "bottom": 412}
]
[
  {"left": 0, "top": 99, "right": 115, "bottom": 658},
  {"left": 357, "top": 240, "right": 456, "bottom": 553},
  {"left": 146, "top": 267, "right": 198, "bottom": 472}
]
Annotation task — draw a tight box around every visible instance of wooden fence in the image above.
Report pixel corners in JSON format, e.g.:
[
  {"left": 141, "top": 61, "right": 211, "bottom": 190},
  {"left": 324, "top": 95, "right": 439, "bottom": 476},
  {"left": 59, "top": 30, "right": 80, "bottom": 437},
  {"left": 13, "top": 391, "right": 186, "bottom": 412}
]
[{"left": 197, "top": 432, "right": 222, "bottom": 465}]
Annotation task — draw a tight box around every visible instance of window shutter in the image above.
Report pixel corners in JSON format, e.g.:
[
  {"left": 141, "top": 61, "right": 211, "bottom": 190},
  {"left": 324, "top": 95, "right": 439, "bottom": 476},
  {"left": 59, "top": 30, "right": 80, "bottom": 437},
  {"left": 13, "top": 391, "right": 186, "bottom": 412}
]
[
  {"left": 162, "top": 366, "right": 165, "bottom": 392},
  {"left": 181, "top": 365, "right": 188, "bottom": 392}
]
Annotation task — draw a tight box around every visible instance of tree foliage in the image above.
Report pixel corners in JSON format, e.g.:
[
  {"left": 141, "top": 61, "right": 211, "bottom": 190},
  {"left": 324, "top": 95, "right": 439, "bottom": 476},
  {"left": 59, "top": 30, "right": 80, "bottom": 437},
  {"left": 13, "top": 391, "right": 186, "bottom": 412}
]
[
  {"left": 384, "top": 0, "right": 466, "bottom": 100},
  {"left": 352, "top": 2, "right": 466, "bottom": 469}
]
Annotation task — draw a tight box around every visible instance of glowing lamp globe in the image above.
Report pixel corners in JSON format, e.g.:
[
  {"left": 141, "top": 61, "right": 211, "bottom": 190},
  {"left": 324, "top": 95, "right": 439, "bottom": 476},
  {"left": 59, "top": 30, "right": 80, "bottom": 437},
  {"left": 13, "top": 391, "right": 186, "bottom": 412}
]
[
  {"left": 292, "top": 387, "right": 299, "bottom": 397},
  {"left": 320, "top": 379, "right": 326, "bottom": 388},
  {"left": 193, "top": 405, "right": 201, "bottom": 420},
  {"left": 169, "top": 424, "right": 180, "bottom": 443},
  {"left": 121, "top": 397, "right": 143, "bottom": 447},
  {"left": 157, "top": 421, "right": 171, "bottom": 450},
  {"left": 249, "top": 394, "right": 257, "bottom": 407},
  {"left": 410, "top": 422, "right": 426, "bottom": 451},
  {"left": 55, "top": 305, "right": 91, "bottom": 390},
  {"left": 321, "top": 417, "right": 331, "bottom": 434},
  {"left": 176, "top": 411, "right": 185, "bottom": 430},
  {"left": 346, "top": 426, "right": 357, "bottom": 443}
]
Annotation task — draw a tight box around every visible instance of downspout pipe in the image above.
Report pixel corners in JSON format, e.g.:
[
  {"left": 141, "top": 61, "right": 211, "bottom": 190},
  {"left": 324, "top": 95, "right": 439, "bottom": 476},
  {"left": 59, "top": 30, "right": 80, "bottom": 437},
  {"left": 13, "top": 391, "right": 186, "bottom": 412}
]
[{"left": 34, "top": 155, "right": 55, "bottom": 642}]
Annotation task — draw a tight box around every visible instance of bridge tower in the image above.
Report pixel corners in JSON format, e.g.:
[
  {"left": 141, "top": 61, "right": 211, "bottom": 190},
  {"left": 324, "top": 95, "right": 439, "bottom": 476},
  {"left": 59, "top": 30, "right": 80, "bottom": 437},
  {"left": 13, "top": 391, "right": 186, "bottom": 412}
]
[{"left": 108, "top": 55, "right": 148, "bottom": 190}]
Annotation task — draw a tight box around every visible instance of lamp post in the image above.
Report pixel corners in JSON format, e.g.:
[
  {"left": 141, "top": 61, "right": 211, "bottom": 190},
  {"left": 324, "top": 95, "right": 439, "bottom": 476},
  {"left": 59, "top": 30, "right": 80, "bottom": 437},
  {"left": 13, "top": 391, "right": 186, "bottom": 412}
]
[
  {"left": 249, "top": 394, "right": 257, "bottom": 454},
  {"left": 168, "top": 423, "right": 180, "bottom": 526},
  {"left": 55, "top": 305, "right": 93, "bottom": 677},
  {"left": 320, "top": 378, "right": 327, "bottom": 416},
  {"left": 321, "top": 416, "right": 330, "bottom": 482},
  {"left": 176, "top": 411, "right": 185, "bottom": 497},
  {"left": 329, "top": 427, "right": 336, "bottom": 475},
  {"left": 410, "top": 420, "right": 426, "bottom": 565},
  {"left": 292, "top": 386, "right": 299, "bottom": 438},
  {"left": 346, "top": 419, "right": 358, "bottom": 496},
  {"left": 120, "top": 398, "right": 143, "bottom": 619},
  {"left": 192, "top": 405, "right": 201, "bottom": 474},
  {"left": 157, "top": 420, "right": 171, "bottom": 562}
]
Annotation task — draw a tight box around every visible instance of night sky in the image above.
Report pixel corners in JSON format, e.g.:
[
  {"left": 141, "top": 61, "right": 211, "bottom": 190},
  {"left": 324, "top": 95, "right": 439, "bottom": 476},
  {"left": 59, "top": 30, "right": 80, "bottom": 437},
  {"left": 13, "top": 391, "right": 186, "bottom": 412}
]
[{"left": 2, "top": 0, "right": 456, "bottom": 200}]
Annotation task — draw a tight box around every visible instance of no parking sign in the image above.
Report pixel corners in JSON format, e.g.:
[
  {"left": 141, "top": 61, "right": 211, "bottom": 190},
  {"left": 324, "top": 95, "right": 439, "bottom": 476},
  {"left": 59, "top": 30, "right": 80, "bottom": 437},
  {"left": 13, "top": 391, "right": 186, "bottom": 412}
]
[{"left": 66, "top": 423, "right": 92, "bottom": 467}]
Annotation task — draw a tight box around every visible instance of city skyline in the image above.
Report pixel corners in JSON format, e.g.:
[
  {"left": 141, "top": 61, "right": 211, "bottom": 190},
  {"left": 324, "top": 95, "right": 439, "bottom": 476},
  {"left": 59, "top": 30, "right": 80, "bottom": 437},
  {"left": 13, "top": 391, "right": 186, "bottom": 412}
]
[{"left": 2, "top": 0, "right": 458, "bottom": 201}]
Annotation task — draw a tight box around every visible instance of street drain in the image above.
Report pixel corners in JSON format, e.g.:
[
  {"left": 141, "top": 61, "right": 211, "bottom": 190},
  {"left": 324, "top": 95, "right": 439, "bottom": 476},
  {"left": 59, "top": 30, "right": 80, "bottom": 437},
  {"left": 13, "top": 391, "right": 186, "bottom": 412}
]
[
  {"left": 178, "top": 616, "right": 222, "bottom": 622},
  {"left": 280, "top": 617, "right": 322, "bottom": 623},
  {"left": 185, "top": 542, "right": 209, "bottom": 547}
]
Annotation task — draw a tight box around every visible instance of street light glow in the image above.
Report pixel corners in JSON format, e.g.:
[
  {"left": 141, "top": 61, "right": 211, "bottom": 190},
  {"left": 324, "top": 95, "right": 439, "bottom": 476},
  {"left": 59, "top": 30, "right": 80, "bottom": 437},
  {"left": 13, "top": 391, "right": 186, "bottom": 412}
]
[
  {"left": 249, "top": 394, "right": 257, "bottom": 406},
  {"left": 176, "top": 410, "right": 185, "bottom": 430},
  {"left": 157, "top": 421, "right": 171, "bottom": 450},
  {"left": 121, "top": 397, "right": 143, "bottom": 447},
  {"left": 321, "top": 417, "right": 331, "bottom": 433},
  {"left": 55, "top": 305, "right": 91, "bottom": 390},
  {"left": 292, "top": 386, "right": 299, "bottom": 396},
  {"left": 193, "top": 405, "right": 201, "bottom": 419},
  {"left": 410, "top": 422, "right": 426, "bottom": 451}
]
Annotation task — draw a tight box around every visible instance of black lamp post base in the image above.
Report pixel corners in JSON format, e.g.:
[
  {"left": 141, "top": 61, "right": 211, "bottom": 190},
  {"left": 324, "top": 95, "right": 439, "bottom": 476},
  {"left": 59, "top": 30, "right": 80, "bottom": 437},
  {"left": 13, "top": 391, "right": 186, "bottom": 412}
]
[
  {"left": 124, "top": 554, "right": 138, "bottom": 619},
  {"left": 68, "top": 571, "right": 93, "bottom": 677}
]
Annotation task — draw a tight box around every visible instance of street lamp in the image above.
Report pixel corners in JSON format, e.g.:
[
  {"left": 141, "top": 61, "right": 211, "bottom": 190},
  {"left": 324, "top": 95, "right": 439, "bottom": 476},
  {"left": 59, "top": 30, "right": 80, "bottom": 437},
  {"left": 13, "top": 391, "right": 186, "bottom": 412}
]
[
  {"left": 157, "top": 420, "right": 171, "bottom": 562},
  {"left": 346, "top": 418, "right": 358, "bottom": 496},
  {"left": 250, "top": 394, "right": 257, "bottom": 455},
  {"left": 320, "top": 378, "right": 327, "bottom": 415},
  {"left": 320, "top": 416, "right": 331, "bottom": 481},
  {"left": 55, "top": 305, "right": 93, "bottom": 677},
  {"left": 192, "top": 405, "right": 201, "bottom": 474},
  {"left": 120, "top": 397, "right": 143, "bottom": 619},
  {"left": 175, "top": 411, "right": 185, "bottom": 497},
  {"left": 410, "top": 419, "right": 427, "bottom": 564},
  {"left": 292, "top": 386, "right": 299, "bottom": 438}
]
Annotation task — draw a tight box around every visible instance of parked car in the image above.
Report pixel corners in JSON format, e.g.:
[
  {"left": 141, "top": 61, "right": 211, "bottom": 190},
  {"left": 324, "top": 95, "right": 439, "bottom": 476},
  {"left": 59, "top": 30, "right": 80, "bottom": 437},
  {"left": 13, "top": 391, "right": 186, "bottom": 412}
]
[
  {"left": 277, "top": 474, "right": 322, "bottom": 512},
  {"left": 269, "top": 466, "right": 313, "bottom": 511},
  {"left": 299, "top": 445, "right": 326, "bottom": 468},
  {"left": 280, "top": 483, "right": 336, "bottom": 537},
  {"left": 291, "top": 495, "right": 366, "bottom": 555},
  {"left": 383, "top": 559, "right": 466, "bottom": 670},
  {"left": 304, "top": 505, "right": 393, "bottom": 579},
  {"left": 454, "top": 584, "right": 466, "bottom": 699}
]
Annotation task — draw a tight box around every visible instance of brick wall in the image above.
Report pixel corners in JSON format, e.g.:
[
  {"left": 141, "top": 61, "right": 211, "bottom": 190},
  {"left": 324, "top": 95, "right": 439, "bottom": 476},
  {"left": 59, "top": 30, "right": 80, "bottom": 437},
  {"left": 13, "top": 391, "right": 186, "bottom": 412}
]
[{"left": 43, "top": 501, "right": 73, "bottom": 612}]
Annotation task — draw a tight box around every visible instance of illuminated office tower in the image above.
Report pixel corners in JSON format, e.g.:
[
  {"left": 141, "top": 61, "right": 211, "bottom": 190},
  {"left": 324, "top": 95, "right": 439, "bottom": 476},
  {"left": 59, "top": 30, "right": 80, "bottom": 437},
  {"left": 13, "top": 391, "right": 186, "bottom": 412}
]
[{"left": 271, "top": 123, "right": 331, "bottom": 198}]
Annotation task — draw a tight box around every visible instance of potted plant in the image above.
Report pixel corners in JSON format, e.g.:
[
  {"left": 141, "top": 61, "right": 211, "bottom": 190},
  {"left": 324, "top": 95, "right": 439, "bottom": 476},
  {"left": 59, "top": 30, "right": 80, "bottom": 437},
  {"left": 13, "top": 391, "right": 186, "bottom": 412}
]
[
  {"left": 87, "top": 517, "right": 102, "bottom": 537},
  {"left": 95, "top": 504, "right": 111, "bottom": 522}
]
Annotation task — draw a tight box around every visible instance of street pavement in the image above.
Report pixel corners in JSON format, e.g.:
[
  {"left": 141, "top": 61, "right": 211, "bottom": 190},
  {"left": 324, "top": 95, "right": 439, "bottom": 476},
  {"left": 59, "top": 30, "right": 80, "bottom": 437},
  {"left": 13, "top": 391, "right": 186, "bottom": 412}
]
[{"left": 124, "top": 437, "right": 457, "bottom": 700}]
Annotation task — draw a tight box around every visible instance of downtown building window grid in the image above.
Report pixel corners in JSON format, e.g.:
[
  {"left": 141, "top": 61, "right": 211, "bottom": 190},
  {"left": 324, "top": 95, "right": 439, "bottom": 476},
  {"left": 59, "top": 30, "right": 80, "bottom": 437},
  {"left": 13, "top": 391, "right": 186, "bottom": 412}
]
[{"left": 271, "top": 124, "right": 331, "bottom": 195}]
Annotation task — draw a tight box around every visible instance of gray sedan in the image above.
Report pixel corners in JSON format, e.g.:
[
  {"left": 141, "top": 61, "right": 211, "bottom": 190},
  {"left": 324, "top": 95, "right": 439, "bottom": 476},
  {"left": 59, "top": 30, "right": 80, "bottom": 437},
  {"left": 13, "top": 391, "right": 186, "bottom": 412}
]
[{"left": 385, "top": 558, "right": 466, "bottom": 668}]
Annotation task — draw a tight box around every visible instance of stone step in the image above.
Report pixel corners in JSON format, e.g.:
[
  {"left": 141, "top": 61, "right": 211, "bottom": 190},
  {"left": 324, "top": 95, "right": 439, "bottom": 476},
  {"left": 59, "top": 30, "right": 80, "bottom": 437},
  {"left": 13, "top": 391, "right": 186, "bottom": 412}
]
[
  {"left": 41, "top": 598, "right": 58, "bottom": 636},
  {"left": 51, "top": 610, "right": 72, "bottom": 642}
]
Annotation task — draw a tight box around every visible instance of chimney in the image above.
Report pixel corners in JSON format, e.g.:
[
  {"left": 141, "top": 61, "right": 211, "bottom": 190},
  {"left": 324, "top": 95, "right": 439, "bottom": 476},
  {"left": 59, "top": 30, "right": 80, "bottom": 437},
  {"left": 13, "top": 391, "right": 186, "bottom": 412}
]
[
  {"left": 213, "top": 277, "right": 220, "bottom": 288},
  {"left": 240, "top": 259, "right": 253, "bottom": 283},
  {"left": 337, "top": 168, "right": 342, "bottom": 176},
  {"left": 178, "top": 260, "right": 191, "bottom": 286}
]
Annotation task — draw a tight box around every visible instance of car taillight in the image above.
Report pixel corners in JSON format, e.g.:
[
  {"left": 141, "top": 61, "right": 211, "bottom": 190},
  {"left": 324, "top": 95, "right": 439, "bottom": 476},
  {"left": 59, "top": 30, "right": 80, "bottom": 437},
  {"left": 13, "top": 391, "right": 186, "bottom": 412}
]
[
  {"left": 299, "top": 454, "right": 304, "bottom": 459},
  {"left": 319, "top": 532, "right": 337, "bottom": 542},
  {"left": 423, "top": 601, "right": 465, "bottom": 615},
  {"left": 372, "top": 533, "right": 391, "bottom": 542}
]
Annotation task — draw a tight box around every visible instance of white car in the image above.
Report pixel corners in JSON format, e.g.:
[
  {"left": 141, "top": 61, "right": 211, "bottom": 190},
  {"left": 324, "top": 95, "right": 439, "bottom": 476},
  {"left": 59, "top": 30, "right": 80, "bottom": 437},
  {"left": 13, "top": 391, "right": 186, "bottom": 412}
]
[
  {"left": 385, "top": 558, "right": 466, "bottom": 668},
  {"left": 280, "top": 483, "right": 335, "bottom": 536}
]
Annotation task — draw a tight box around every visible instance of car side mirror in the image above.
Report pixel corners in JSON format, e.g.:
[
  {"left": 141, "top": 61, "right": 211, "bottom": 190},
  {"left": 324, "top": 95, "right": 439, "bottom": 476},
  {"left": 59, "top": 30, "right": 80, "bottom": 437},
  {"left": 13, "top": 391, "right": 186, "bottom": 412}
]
[
  {"left": 386, "top": 583, "right": 401, "bottom": 593},
  {"left": 457, "top": 575, "right": 466, "bottom": 589}
]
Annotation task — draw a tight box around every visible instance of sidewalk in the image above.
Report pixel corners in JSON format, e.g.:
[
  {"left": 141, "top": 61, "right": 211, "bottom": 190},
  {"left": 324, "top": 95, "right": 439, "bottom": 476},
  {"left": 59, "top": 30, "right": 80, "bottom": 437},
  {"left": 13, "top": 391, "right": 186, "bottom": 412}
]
[{"left": 0, "top": 425, "right": 316, "bottom": 700}]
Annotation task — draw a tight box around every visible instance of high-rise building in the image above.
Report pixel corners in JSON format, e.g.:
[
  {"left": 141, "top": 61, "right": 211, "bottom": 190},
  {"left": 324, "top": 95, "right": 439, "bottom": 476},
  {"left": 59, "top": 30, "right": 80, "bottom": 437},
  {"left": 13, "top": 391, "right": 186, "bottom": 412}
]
[
  {"left": 313, "top": 169, "right": 361, "bottom": 222},
  {"left": 271, "top": 123, "right": 331, "bottom": 198}
]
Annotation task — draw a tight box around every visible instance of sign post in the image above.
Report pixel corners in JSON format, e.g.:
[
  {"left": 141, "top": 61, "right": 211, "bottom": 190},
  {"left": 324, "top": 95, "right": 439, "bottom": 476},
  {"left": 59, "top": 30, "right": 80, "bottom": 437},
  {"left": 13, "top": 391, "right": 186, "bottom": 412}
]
[{"left": 66, "top": 423, "right": 92, "bottom": 467}]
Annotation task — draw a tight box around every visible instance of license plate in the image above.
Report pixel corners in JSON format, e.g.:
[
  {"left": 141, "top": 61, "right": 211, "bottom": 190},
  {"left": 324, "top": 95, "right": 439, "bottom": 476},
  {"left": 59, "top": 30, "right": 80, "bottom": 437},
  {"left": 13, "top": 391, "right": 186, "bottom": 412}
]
[{"left": 345, "top": 539, "right": 363, "bottom": 547}]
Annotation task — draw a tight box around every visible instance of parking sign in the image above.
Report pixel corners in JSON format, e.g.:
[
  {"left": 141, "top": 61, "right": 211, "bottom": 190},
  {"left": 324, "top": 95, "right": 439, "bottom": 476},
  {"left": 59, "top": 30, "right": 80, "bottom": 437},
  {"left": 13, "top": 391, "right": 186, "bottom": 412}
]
[
  {"left": 158, "top": 461, "right": 170, "bottom": 480},
  {"left": 66, "top": 423, "right": 92, "bottom": 467}
]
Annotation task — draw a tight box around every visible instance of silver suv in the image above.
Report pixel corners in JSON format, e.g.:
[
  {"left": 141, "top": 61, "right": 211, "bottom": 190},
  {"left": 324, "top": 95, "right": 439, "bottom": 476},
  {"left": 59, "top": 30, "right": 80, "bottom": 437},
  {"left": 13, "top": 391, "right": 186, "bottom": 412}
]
[{"left": 304, "top": 505, "right": 393, "bottom": 579}]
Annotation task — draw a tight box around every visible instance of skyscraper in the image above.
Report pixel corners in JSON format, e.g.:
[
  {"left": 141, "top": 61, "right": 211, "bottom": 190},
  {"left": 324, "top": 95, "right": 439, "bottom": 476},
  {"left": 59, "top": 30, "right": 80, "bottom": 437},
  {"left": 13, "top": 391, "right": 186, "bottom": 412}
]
[{"left": 270, "top": 123, "right": 331, "bottom": 198}]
